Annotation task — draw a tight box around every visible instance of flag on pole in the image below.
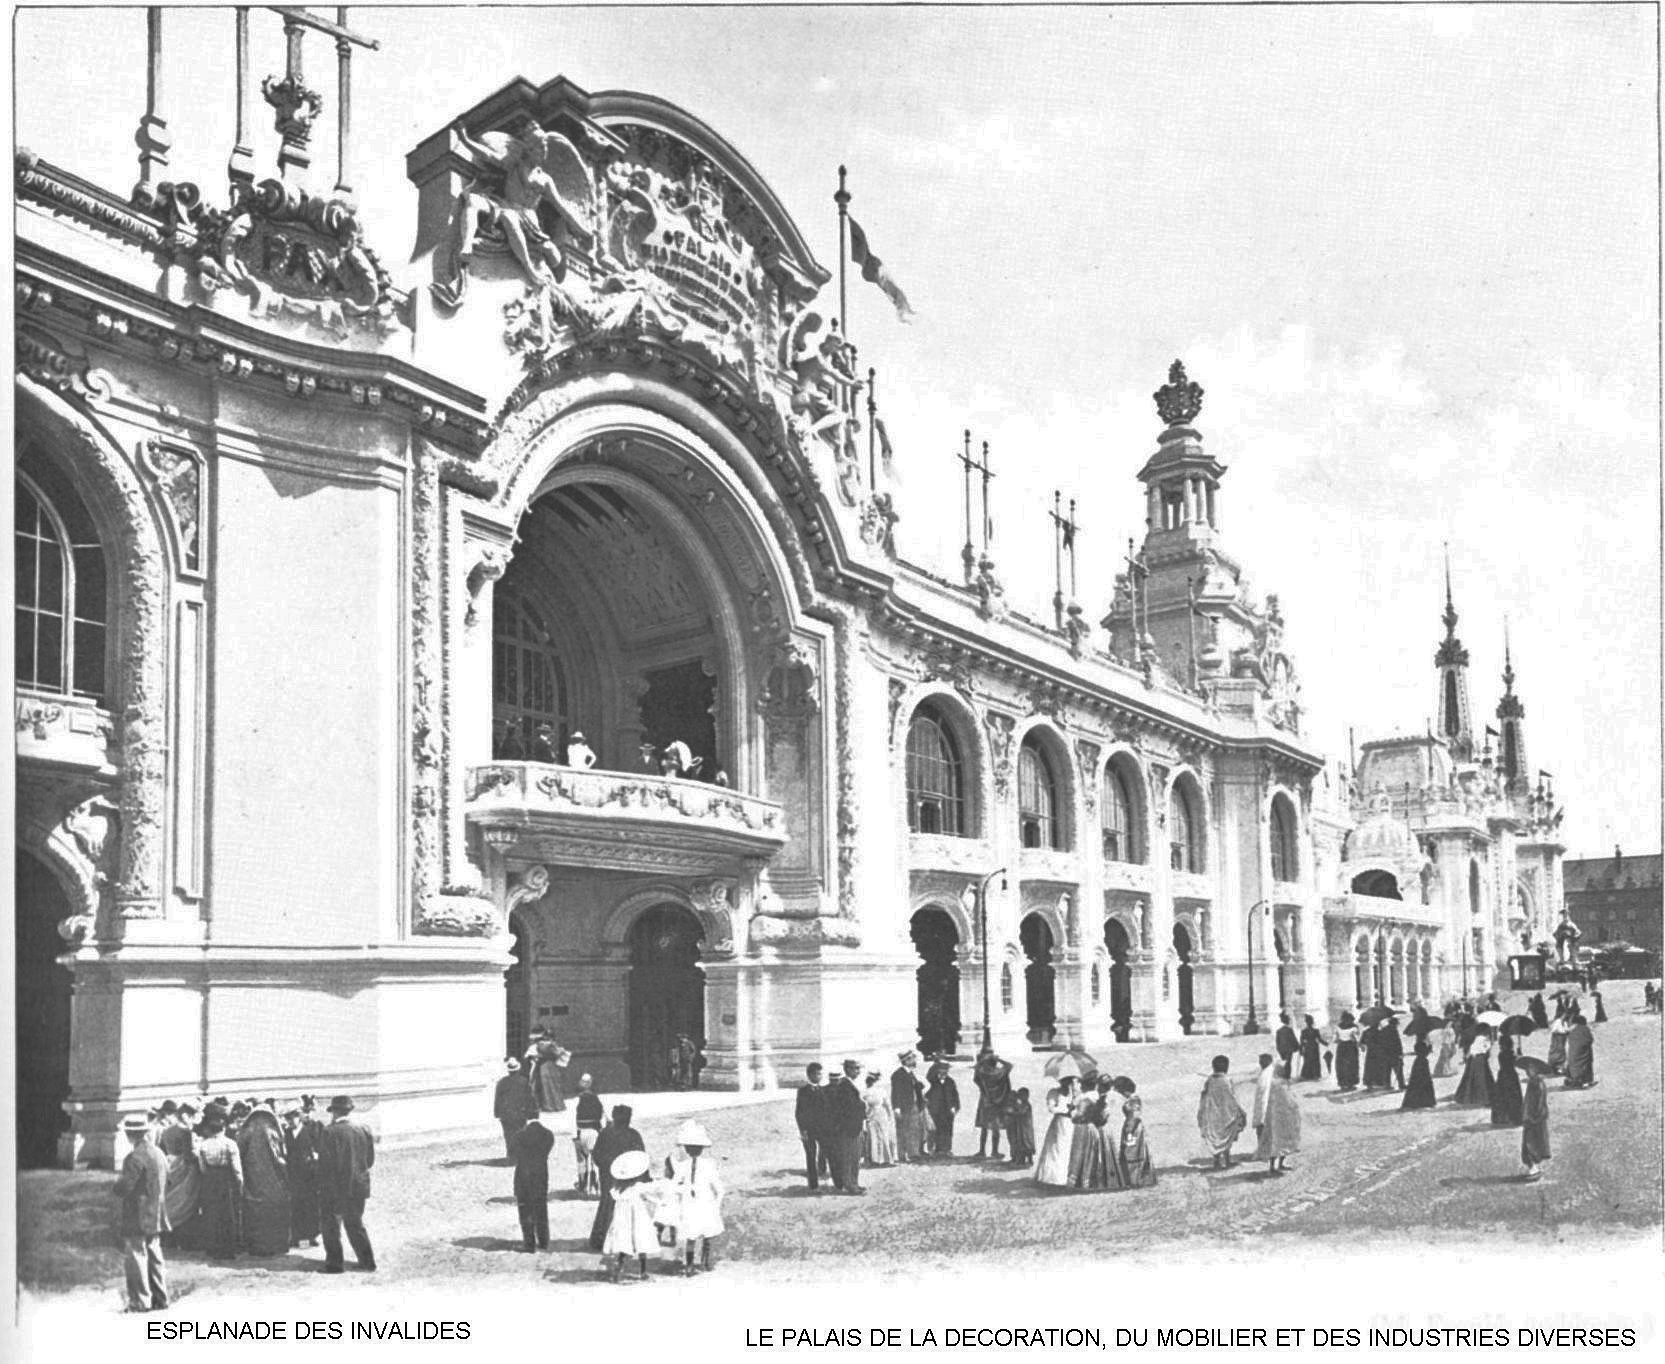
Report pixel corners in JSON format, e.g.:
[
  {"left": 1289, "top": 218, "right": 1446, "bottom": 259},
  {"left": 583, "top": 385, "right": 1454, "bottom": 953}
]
[
  {"left": 847, "top": 216, "right": 916, "bottom": 322},
  {"left": 874, "top": 415, "right": 895, "bottom": 469}
]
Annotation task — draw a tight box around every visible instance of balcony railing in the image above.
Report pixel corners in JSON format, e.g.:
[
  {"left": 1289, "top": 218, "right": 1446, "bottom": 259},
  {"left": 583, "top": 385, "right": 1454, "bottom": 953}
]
[
  {"left": 465, "top": 763, "right": 787, "bottom": 875},
  {"left": 16, "top": 690, "right": 114, "bottom": 772}
]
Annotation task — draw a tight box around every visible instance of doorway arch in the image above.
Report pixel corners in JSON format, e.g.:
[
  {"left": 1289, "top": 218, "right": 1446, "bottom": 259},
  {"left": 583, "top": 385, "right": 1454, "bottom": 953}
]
[
  {"left": 1173, "top": 922, "right": 1196, "bottom": 1034},
  {"left": 627, "top": 904, "right": 706, "bottom": 1090},
  {"left": 910, "top": 907, "right": 962, "bottom": 1056},
  {"left": 1104, "top": 918, "right": 1133, "bottom": 1041},
  {"left": 1019, "top": 914, "right": 1057, "bottom": 1044},
  {"left": 16, "top": 851, "right": 73, "bottom": 1168}
]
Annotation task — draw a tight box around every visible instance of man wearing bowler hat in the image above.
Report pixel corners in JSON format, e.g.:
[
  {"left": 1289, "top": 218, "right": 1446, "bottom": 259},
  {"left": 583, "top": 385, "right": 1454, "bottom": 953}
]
[
  {"left": 316, "top": 1095, "right": 376, "bottom": 1273},
  {"left": 114, "top": 1113, "right": 171, "bottom": 1311},
  {"left": 825, "top": 1060, "right": 868, "bottom": 1194}
]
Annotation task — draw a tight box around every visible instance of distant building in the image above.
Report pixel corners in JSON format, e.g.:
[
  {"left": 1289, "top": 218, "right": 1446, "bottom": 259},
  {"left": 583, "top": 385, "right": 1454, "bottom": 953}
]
[{"left": 1563, "top": 850, "right": 1663, "bottom": 959}]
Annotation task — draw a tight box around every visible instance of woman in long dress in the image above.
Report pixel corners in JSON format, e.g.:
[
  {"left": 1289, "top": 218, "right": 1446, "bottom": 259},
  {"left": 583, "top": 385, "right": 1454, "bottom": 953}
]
[
  {"left": 1034, "top": 1077, "right": 1079, "bottom": 1187},
  {"left": 862, "top": 1072, "right": 897, "bottom": 1167},
  {"left": 1452, "top": 1024, "right": 1495, "bottom": 1107},
  {"left": 1119, "top": 1095, "right": 1157, "bottom": 1188},
  {"left": 1298, "top": 1016, "right": 1324, "bottom": 1082},
  {"left": 1360, "top": 1021, "right": 1389, "bottom": 1090},
  {"left": 157, "top": 1107, "right": 200, "bottom": 1244},
  {"left": 1547, "top": 1000, "right": 1571, "bottom": 1073},
  {"left": 1562, "top": 1012, "right": 1596, "bottom": 1088},
  {"left": 1432, "top": 1021, "right": 1460, "bottom": 1079},
  {"left": 1333, "top": 1013, "right": 1361, "bottom": 1091},
  {"left": 286, "top": 1102, "right": 322, "bottom": 1245},
  {"left": 236, "top": 1104, "right": 290, "bottom": 1256},
  {"left": 1065, "top": 1080, "right": 1100, "bottom": 1188},
  {"left": 1400, "top": 1038, "right": 1436, "bottom": 1110},
  {"left": 194, "top": 1113, "right": 244, "bottom": 1259},
  {"left": 1490, "top": 1035, "right": 1524, "bottom": 1126}
]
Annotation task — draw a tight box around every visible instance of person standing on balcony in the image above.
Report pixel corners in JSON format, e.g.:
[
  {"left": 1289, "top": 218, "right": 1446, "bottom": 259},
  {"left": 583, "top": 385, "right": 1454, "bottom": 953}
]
[{"left": 565, "top": 731, "right": 596, "bottom": 769}]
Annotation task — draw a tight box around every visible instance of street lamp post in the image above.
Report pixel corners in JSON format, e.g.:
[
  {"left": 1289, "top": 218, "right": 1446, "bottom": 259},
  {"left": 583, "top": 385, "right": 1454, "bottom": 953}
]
[
  {"left": 963, "top": 869, "right": 1008, "bottom": 1051},
  {"left": 1243, "top": 900, "right": 1271, "bottom": 1034}
]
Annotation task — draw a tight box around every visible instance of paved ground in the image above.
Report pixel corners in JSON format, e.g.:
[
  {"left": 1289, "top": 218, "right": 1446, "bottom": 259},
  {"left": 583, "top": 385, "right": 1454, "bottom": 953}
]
[{"left": 17, "top": 981, "right": 1661, "bottom": 1310}]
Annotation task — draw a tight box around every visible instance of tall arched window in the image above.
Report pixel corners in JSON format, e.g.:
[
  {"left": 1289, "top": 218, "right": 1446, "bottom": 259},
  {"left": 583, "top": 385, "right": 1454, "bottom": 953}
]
[
  {"left": 1269, "top": 796, "right": 1298, "bottom": 882},
  {"left": 1018, "top": 738, "right": 1061, "bottom": 850},
  {"left": 1101, "top": 762, "right": 1140, "bottom": 863},
  {"left": 492, "top": 592, "right": 568, "bottom": 759},
  {"left": 15, "top": 461, "right": 107, "bottom": 703},
  {"left": 906, "top": 705, "right": 967, "bottom": 836},
  {"left": 1169, "top": 781, "right": 1204, "bottom": 872}
]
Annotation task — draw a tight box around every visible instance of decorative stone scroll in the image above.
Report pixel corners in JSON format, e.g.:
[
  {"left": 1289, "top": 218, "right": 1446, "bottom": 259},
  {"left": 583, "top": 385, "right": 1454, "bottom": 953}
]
[{"left": 138, "top": 440, "right": 205, "bottom": 576}]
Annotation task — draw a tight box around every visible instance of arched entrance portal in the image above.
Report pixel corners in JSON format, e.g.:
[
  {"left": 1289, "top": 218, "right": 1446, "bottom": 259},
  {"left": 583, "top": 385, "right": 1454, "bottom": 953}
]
[
  {"left": 627, "top": 905, "right": 706, "bottom": 1090},
  {"left": 910, "top": 908, "right": 962, "bottom": 1057},
  {"left": 16, "top": 852, "right": 73, "bottom": 1168},
  {"left": 1173, "top": 923, "right": 1196, "bottom": 1035},
  {"left": 1020, "top": 914, "right": 1057, "bottom": 1045},
  {"left": 505, "top": 910, "right": 532, "bottom": 1058},
  {"left": 1104, "top": 919, "right": 1133, "bottom": 1041}
]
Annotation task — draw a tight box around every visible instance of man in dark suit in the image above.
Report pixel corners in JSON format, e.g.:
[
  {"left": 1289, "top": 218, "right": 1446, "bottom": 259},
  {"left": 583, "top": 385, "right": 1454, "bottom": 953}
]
[
  {"left": 587, "top": 1105, "right": 646, "bottom": 1250},
  {"left": 114, "top": 1114, "right": 170, "bottom": 1312},
  {"left": 795, "top": 1063, "right": 829, "bottom": 1191},
  {"left": 824, "top": 1059, "right": 868, "bottom": 1195},
  {"left": 316, "top": 1095, "right": 376, "bottom": 1273},
  {"left": 493, "top": 1058, "right": 535, "bottom": 1159},
  {"left": 510, "top": 1116, "right": 555, "bottom": 1250},
  {"left": 1274, "top": 1012, "right": 1299, "bottom": 1069}
]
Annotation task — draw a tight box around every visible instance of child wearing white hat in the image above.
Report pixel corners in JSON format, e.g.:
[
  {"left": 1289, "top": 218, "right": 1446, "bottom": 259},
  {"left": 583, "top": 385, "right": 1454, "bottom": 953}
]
[
  {"left": 602, "top": 1149, "right": 657, "bottom": 1282},
  {"left": 662, "top": 1118, "right": 724, "bottom": 1276}
]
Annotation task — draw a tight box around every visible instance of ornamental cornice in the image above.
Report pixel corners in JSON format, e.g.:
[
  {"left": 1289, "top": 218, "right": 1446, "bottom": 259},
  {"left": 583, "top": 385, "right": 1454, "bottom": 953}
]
[{"left": 15, "top": 262, "right": 496, "bottom": 455}]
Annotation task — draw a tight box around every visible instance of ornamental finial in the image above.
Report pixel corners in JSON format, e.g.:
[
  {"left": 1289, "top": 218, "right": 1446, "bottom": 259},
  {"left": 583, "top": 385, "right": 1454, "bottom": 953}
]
[{"left": 1154, "top": 359, "right": 1203, "bottom": 428}]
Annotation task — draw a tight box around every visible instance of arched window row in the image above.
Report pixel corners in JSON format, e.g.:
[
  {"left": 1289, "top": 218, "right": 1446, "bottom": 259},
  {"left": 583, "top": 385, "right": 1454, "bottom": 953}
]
[
  {"left": 906, "top": 702, "right": 969, "bottom": 836},
  {"left": 1269, "top": 794, "right": 1299, "bottom": 883},
  {"left": 1169, "top": 777, "right": 1205, "bottom": 873},
  {"left": 14, "top": 460, "right": 108, "bottom": 704},
  {"left": 1018, "top": 736, "right": 1064, "bottom": 851}
]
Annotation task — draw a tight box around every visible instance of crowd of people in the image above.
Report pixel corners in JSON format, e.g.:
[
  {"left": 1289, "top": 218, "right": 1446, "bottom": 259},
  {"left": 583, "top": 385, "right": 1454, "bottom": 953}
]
[{"left": 112, "top": 1091, "right": 378, "bottom": 1312}]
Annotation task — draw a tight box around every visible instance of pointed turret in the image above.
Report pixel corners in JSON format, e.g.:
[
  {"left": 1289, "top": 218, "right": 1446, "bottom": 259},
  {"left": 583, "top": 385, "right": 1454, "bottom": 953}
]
[
  {"left": 1435, "top": 548, "right": 1474, "bottom": 760},
  {"left": 1496, "top": 621, "right": 1530, "bottom": 795}
]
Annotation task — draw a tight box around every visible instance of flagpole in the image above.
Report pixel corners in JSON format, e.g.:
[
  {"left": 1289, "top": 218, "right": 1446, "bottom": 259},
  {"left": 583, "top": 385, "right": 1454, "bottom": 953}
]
[
  {"left": 958, "top": 431, "right": 975, "bottom": 584},
  {"left": 980, "top": 441, "right": 993, "bottom": 555},
  {"left": 1051, "top": 490, "right": 1065, "bottom": 630},
  {"left": 835, "top": 164, "right": 850, "bottom": 340},
  {"left": 1068, "top": 498, "right": 1079, "bottom": 600}
]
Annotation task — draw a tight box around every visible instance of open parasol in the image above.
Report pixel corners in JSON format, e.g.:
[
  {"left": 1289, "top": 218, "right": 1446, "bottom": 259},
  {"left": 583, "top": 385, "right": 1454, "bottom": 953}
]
[
  {"left": 1475, "top": 1009, "right": 1510, "bottom": 1028},
  {"left": 1500, "top": 1015, "right": 1537, "bottom": 1038},
  {"left": 1359, "top": 1005, "right": 1401, "bottom": 1027},
  {"left": 1043, "top": 1048, "right": 1099, "bottom": 1081},
  {"left": 1403, "top": 1014, "right": 1444, "bottom": 1039},
  {"left": 1514, "top": 1054, "right": 1556, "bottom": 1078}
]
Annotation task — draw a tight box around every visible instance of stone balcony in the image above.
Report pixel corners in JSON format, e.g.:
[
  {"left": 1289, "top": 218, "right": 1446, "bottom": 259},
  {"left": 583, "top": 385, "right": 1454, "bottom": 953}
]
[
  {"left": 15, "top": 690, "right": 114, "bottom": 774},
  {"left": 1324, "top": 891, "right": 1442, "bottom": 928},
  {"left": 465, "top": 763, "right": 787, "bottom": 876}
]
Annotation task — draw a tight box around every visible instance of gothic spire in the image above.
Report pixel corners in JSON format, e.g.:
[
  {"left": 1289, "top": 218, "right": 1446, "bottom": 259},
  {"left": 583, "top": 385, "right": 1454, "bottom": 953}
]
[
  {"left": 1496, "top": 619, "right": 1528, "bottom": 792},
  {"left": 1434, "top": 547, "right": 1473, "bottom": 759}
]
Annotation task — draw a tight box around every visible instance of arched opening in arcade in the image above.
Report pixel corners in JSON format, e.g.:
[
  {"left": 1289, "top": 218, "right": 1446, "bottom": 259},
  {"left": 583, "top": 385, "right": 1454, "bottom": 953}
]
[
  {"left": 473, "top": 423, "right": 801, "bottom": 1091},
  {"left": 627, "top": 904, "right": 706, "bottom": 1090},
  {"left": 1104, "top": 918, "right": 1133, "bottom": 1041},
  {"left": 1173, "top": 922, "right": 1196, "bottom": 1034},
  {"left": 15, "top": 852, "right": 73, "bottom": 1169},
  {"left": 910, "top": 907, "right": 962, "bottom": 1057},
  {"left": 1019, "top": 913, "right": 1057, "bottom": 1044}
]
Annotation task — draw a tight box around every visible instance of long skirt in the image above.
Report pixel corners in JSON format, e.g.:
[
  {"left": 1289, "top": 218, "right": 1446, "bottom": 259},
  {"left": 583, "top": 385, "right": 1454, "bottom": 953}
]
[
  {"left": 1400, "top": 1056, "right": 1436, "bottom": 1110},
  {"left": 197, "top": 1167, "right": 241, "bottom": 1260},
  {"left": 1065, "top": 1121, "right": 1095, "bottom": 1187},
  {"left": 863, "top": 1112, "right": 898, "bottom": 1167},
  {"left": 242, "top": 1176, "right": 291, "bottom": 1257},
  {"left": 1121, "top": 1129, "right": 1157, "bottom": 1188},
  {"left": 1299, "top": 1040, "right": 1323, "bottom": 1082},
  {"left": 1334, "top": 1040, "right": 1360, "bottom": 1090},
  {"left": 1432, "top": 1041, "right": 1459, "bottom": 1079},
  {"left": 1521, "top": 1115, "right": 1552, "bottom": 1166},
  {"left": 162, "top": 1155, "right": 201, "bottom": 1236},
  {"left": 1452, "top": 1054, "right": 1493, "bottom": 1107},
  {"left": 1490, "top": 1065, "right": 1524, "bottom": 1127},
  {"left": 1547, "top": 1031, "right": 1567, "bottom": 1072},
  {"left": 1361, "top": 1044, "right": 1389, "bottom": 1090},
  {"left": 1034, "top": 1115, "right": 1073, "bottom": 1187}
]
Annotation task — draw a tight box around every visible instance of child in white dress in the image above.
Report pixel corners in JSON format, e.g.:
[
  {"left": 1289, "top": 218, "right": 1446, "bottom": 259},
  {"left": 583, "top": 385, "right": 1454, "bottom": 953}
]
[
  {"left": 663, "top": 1119, "right": 725, "bottom": 1275},
  {"left": 602, "top": 1150, "right": 658, "bottom": 1282}
]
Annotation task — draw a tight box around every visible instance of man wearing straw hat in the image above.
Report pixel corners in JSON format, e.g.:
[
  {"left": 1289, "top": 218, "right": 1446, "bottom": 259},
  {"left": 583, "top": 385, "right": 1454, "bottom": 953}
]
[
  {"left": 493, "top": 1056, "right": 535, "bottom": 1159},
  {"left": 316, "top": 1095, "right": 376, "bottom": 1273},
  {"left": 114, "top": 1113, "right": 170, "bottom": 1312}
]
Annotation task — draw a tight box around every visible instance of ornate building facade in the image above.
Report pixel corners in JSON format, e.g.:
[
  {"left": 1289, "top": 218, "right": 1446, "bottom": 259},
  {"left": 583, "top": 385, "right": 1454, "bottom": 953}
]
[{"left": 15, "top": 19, "right": 1542, "bottom": 1165}]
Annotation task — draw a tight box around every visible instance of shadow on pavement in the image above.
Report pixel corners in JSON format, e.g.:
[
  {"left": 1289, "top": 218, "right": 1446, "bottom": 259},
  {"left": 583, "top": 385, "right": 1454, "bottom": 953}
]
[
  {"left": 451, "top": 1236, "right": 530, "bottom": 1253},
  {"left": 1438, "top": 1175, "right": 1527, "bottom": 1188},
  {"left": 435, "top": 1158, "right": 511, "bottom": 1170}
]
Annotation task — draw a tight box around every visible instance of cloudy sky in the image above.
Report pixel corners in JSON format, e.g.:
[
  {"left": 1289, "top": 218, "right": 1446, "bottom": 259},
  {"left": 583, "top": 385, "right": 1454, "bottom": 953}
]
[{"left": 15, "top": 5, "right": 1659, "bottom": 857}]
